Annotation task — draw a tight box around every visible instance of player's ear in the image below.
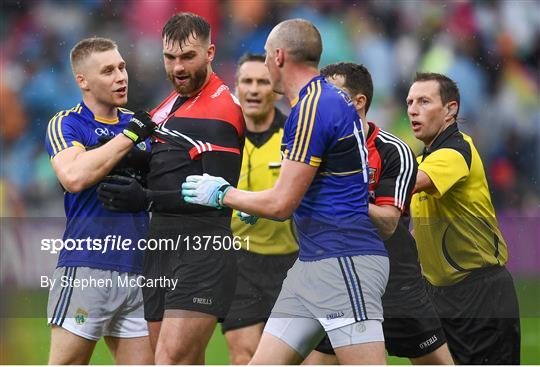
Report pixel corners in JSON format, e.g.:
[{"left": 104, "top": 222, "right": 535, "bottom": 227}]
[
  {"left": 446, "top": 101, "right": 458, "bottom": 121},
  {"left": 275, "top": 48, "right": 285, "bottom": 68},
  {"left": 354, "top": 94, "right": 367, "bottom": 112},
  {"left": 76, "top": 74, "right": 89, "bottom": 91},
  {"left": 207, "top": 43, "right": 215, "bottom": 62}
]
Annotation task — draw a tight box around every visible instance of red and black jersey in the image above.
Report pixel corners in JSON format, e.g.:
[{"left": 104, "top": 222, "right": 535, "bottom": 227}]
[
  {"left": 146, "top": 73, "right": 245, "bottom": 230},
  {"left": 151, "top": 73, "right": 244, "bottom": 161},
  {"left": 366, "top": 122, "right": 420, "bottom": 291}
]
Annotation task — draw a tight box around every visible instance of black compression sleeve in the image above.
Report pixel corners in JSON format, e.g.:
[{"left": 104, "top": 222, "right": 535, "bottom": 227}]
[
  {"left": 201, "top": 150, "right": 242, "bottom": 187},
  {"left": 147, "top": 150, "right": 241, "bottom": 213},
  {"left": 147, "top": 190, "right": 213, "bottom": 214}
]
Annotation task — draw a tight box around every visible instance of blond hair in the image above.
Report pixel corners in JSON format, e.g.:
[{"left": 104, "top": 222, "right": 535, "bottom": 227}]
[{"left": 70, "top": 37, "right": 117, "bottom": 74}]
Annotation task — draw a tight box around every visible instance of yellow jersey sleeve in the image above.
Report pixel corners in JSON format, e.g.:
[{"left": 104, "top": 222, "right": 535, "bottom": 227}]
[{"left": 419, "top": 148, "right": 470, "bottom": 198}]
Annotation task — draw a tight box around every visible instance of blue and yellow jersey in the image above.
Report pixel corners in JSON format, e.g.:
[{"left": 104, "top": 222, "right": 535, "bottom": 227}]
[
  {"left": 45, "top": 102, "right": 149, "bottom": 274},
  {"left": 282, "top": 75, "right": 386, "bottom": 261}
]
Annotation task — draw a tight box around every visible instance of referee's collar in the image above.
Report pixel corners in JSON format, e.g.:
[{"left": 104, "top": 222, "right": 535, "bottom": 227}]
[{"left": 422, "top": 122, "right": 459, "bottom": 157}]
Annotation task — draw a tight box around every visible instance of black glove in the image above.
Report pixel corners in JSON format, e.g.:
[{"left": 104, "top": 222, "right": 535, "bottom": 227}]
[
  {"left": 117, "top": 146, "right": 151, "bottom": 173},
  {"left": 97, "top": 175, "right": 152, "bottom": 212},
  {"left": 123, "top": 110, "right": 156, "bottom": 143}
]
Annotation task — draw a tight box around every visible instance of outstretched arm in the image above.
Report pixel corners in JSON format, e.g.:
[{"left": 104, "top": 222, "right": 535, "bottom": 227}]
[
  {"left": 224, "top": 159, "right": 317, "bottom": 220},
  {"left": 98, "top": 149, "right": 242, "bottom": 214},
  {"left": 182, "top": 159, "right": 317, "bottom": 220}
]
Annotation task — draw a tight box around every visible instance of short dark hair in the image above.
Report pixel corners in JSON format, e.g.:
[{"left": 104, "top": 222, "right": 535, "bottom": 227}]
[
  {"left": 70, "top": 37, "right": 117, "bottom": 73},
  {"left": 162, "top": 12, "right": 211, "bottom": 48},
  {"left": 320, "top": 62, "right": 373, "bottom": 113},
  {"left": 414, "top": 72, "right": 460, "bottom": 120},
  {"left": 235, "top": 53, "right": 266, "bottom": 81}
]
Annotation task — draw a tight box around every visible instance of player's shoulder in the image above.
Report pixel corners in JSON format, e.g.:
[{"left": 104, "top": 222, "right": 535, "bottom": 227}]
[
  {"left": 204, "top": 74, "right": 243, "bottom": 116},
  {"left": 212, "top": 85, "right": 242, "bottom": 113},
  {"left": 48, "top": 103, "right": 84, "bottom": 128},
  {"left": 296, "top": 77, "right": 352, "bottom": 117},
  {"left": 321, "top": 82, "right": 356, "bottom": 119},
  {"left": 373, "top": 124, "right": 416, "bottom": 164},
  {"left": 46, "top": 103, "right": 86, "bottom": 154},
  {"left": 375, "top": 126, "right": 413, "bottom": 152},
  {"left": 322, "top": 78, "right": 351, "bottom": 102},
  {"left": 429, "top": 124, "right": 472, "bottom": 168},
  {"left": 202, "top": 74, "right": 244, "bottom": 134},
  {"left": 299, "top": 77, "right": 343, "bottom": 102}
]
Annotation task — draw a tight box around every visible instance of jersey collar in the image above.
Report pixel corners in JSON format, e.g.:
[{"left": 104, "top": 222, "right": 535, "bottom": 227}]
[
  {"left": 80, "top": 101, "right": 120, "bottom": 124},
  {"left": 245, "top": 108, "right": 286, "bottom": 148},
  {"left": 293, "top": 74, "right": 325, "bottom": 107},
  {"left": 366, "top": 121, "right": 379, "bottom": 146},
  {"left": 422, "top": 122, "right": 459, "bottom": 157}
]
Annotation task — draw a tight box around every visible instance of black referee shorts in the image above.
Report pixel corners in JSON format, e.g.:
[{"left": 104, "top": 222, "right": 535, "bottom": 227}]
[
  {"left": 221, "top": 249, "right": 297, "bottom": 333},
  {"left": 142, "top": 224, "right": 237, "bottom": 322},
  {"left": 381, "top": 279, "right": 446, "bottom": 358},
  {"left": 426, "top": 266, "right": 520, "bottom": 364}
]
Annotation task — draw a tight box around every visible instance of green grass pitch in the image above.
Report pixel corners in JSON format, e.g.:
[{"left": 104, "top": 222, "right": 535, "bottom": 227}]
[{"left": 1, "top": 279, "right": 538, "bottom": 364}]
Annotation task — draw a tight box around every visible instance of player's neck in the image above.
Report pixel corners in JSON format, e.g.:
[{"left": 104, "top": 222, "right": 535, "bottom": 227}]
[
  {"left": 425, "top": 120, "right": 455, "bottom": 149},
  {"left": 83, "top": 96, "right": 118, "bottom": 120},
  {"left": 360, "top": 112, "right": 369, "bottom": 135},
  {"left": 283, "top": 66, "right": 319, "bottom": 104},
  {"left": 246, "top": 108, "right": 275, "bottom": 133}
]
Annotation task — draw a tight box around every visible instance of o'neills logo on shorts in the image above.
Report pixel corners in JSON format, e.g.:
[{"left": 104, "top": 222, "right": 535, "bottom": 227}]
[
  {"left": 193, "top": 297, "right": 213, "bottom": 305},
  {"left": 419, "top": 335, "right": 438, "bottom": 349},
  {"left": 326, "top": 311, "right": 345, "bottom": 320}
]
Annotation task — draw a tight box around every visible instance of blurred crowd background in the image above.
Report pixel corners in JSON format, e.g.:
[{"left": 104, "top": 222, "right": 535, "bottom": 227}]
[
  {"left": 1, "top": 0, "right": 539, "bottom": 218},
  {"left": 1, "top": 4, "right": 539, "bottom": 362}
]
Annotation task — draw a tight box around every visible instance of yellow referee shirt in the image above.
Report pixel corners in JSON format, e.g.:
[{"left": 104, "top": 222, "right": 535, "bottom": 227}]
[
  {"left": 232, "top": 109, "right": 298, "bottom": 255},
  {"left": 411, "top": 123, "right": 508, "bottom": 286}
]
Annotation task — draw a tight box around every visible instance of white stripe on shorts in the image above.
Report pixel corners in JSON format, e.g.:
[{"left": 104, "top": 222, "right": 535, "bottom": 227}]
[
  {"left": 338, "top": 257, "right": 367, "bottom": 321},
  {"left": 52, "top": 267, "right": 76, "bottom": 326}
]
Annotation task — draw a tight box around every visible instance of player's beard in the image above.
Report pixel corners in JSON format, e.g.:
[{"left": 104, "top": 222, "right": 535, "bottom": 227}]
[{"left": 169, "top": 66, "right": 208, "bottom": 96}]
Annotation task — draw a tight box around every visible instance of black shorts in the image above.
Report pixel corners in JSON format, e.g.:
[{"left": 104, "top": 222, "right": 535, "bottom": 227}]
[
  {"left": 314, "top": 277, "right": 446, "bottom": 358},
  {"left": 143, "top": 225, "right": 237, "bottom": 322},
  {"left": 426, "top": 266, "right": 520, "bottom": 364},
  {"left": 221, "top": 249, "right": 297, "bottom": 333},
  {"left": 381, "top": 279, "right": 446, "bottom": 358}
]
